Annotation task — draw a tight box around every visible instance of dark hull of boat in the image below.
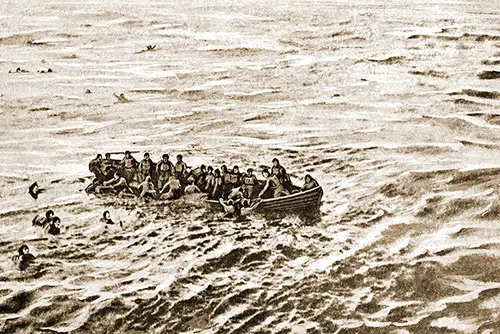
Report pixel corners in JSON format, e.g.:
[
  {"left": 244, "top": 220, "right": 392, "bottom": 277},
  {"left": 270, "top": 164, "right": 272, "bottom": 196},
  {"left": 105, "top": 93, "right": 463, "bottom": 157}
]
[{"left": 206, "top": 186, "right": 323, "bottom": 213}]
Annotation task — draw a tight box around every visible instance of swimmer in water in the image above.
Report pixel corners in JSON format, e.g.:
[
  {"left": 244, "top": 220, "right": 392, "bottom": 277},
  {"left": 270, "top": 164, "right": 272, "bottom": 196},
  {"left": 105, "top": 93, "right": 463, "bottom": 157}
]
[
  {"left": 218, "top": 197, "right": 261, "bottom": 218},
  {"left": 11, "top": 244, "right": 36, "bottom": 271},
  {"left": 32, "top": 210, "right": 54, "bottom": 227},
  {"left": 100, "top": 210, "right": 115, "bottom": 225},
  {"left": 28, "top": 181, "right": 45, "bottom": 199},
  {"left": 240, "top": 198, "right": 262, "bottom": 216},
  {"left": 100, "top": 210, "right": 123, "bottom": 228},
  {"left": 44, "top": 217, "right": 61, "bottom": 235},
  {"left": 113, "top": 93, "right": 130, "bottom": 103},
  {"left": 219, "top": 198, "right": 241, "bottom": 218}
]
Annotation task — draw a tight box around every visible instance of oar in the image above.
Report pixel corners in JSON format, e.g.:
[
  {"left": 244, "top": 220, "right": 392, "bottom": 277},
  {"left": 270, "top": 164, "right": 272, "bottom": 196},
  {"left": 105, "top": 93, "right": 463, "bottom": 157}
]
[{"left": 106, "top": 150, "right": 141, "bottom": 155}]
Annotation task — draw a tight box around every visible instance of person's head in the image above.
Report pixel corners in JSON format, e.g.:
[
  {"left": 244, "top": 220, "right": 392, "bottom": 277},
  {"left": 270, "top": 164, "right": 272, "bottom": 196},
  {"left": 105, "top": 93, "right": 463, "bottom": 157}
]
[
  {"left": 272, "top": 168, "right": 279, "bottom": 176},
  {"left": 262, "top": 169, "right": 270, "bottom": 178},
  {"left": 214, "top": 169, "right": 221, "bottom": 177},
  {"left": 247, "top": 168, "right": 253, "bottom": 175},
  {"left": 52, "top": 217, "right": 61, "bottom": 228},
  {"left": 103, "top": 210, "right": 110, "bottom": 220},
  {"left": 177, "top": 154, "right": 183, "bottom": 162},
  {"left": 221, "top": 165, "right": 227, "bottom": 172},
  {"left": 30, "top": 182, "right": 39, "bottom": 193},
  {"left": 96, "top": 154, "right": 102, "bottom": 160},
  {"left": 144, "top": 152, "right": 150, "bottom": 159},
  {"left": 18, "top": 244, "right": 30, "bottom": 255},
  {"left": 232, "top": 166, "right": 239, "bottom": 173},
  {"left": 125, "top": 150, "right": 131, "bottom": 158},
  {"left": 207, "top": 166, "right": 213, "bottom": 173},
  {"left": 272, "top": 158, "right": 279, "bottom": 167},
  {"left": 46, "top": 210, "right": 54, "bottom": 219},
  {"left": 162, "top": 154, "right": 169, "bottom": 162},
  {"left": 201, "top": 165, "right": 206, "bottom": 172},
  {"left": 188, "top": 177, "right": 195, "bottom": 185},
  {"left": 305, "top": 174, "right": 313, "bottom": 183},
  {"left": 105, "top": 153, "right": 111, "bottom": 159}
]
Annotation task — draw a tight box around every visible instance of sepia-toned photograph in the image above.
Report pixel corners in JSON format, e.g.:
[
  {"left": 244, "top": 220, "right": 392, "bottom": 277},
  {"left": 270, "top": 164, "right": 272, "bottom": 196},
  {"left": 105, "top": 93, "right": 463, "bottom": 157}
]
[{"left": 0, "top": 0, "right": 499, "bottom": 333}]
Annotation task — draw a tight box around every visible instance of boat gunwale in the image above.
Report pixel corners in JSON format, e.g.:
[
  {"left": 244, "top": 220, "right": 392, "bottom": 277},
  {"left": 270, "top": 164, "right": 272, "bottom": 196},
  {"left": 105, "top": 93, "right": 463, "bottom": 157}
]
[{"left": 205, "top": 186, "right": 323, "bottom": 206}]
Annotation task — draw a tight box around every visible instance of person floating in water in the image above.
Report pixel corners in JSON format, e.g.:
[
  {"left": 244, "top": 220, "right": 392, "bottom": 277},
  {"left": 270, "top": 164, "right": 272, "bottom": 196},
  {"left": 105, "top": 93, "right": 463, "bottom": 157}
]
[
  {"left": 219, "top": 198, "right": 241, "bottom": 218},
  {"left": 100, "top": 210, "right": 123, "bottom": 228},
  {"left": 32, "top": 210, "right": 55, "bottom": 227},
  {"left": 113, "top": 93, "right": 130, "bottom": 103},
  {"left": 301, "top": 174, "right": 319, "bottom": 191},
  {"left": 219, "top": 198, "right": 261, "bottom": 218},
  {"left": 44, "top": 217, "right": 62, "bottom": 235},
  {"left": 11, "top": 244, "right": 36, "bottom": 271},
  {"left": 28, "top": 182, "right": 45, "bottom": 199}
]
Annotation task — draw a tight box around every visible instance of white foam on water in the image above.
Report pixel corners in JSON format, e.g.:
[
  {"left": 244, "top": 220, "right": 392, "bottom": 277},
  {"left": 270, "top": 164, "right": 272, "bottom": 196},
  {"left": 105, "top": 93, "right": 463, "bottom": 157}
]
[
  {"left": 225, "top": 89, "right": 278, "bottom": 97},
  {"left": 430, "top": 316, "right": 480, "bottom": 333}
]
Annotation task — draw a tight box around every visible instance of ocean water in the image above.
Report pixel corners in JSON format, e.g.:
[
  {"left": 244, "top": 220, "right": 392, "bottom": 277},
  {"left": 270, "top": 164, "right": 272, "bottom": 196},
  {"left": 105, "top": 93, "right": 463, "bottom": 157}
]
[{"left": 0, "top": 0, "right": 500, "bottom": 333}]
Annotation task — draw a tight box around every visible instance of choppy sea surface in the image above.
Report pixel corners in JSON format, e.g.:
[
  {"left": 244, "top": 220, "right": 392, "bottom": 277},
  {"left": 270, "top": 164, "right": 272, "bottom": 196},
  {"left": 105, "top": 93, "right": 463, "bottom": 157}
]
[{"left": 0, "top": 0, "right": 500, "bottom": 333}]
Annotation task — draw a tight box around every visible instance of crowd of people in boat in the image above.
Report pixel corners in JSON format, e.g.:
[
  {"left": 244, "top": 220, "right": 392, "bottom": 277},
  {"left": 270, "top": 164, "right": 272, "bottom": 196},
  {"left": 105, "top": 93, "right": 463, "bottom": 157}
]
[
  {"left": 13, "top": 152, "right": 320, "bottom": 270},
  {"left": 85, "top": 151, "right": 320, "bottom": 203}
]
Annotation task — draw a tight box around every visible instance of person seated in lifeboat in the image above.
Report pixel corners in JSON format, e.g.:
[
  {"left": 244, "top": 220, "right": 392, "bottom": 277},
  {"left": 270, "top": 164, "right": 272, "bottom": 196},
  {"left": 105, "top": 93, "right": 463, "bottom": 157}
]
[
  {"left": 138, "top": 175, "right": 158, "bottom": 200},
  {"left": 160, "top": 175, "right": 182, "bottom": 200},
  {"left": 138, "top": 152, "right": 155, "bottom": 183},
  {"left": 258, "top": 169, "right": 290, "bottom": 199},
  {"left": 271, "top": 158, "right": 293, "bottom": 192},
  {"left": 156, "top": 154, "right": 175, "bottom": 190},
  {"left": 301, "top": 174, "right": 319, "bottom": 191},
  {"left": 210, "top": 169, "right": 223, "bottom": 200},
  {"left": 120, "top": 151, "right": 138, "bottom": 183},
  {"left": 223, "top": 165, "right": 242, "bottom": 198},
  {"left": 95, "top": 171, "right": 133, "bottom": 197},
  {"left": 241, "top": 168, "right": 258, "bottom": 198},
  {"left": 184, "top": 178, "right": 202, "bottom": 195},
  {"left": 174, "top": 154, "right": 188, "bottom": 185}
]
